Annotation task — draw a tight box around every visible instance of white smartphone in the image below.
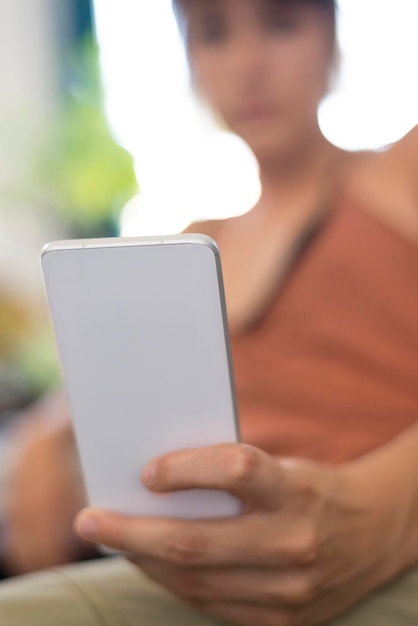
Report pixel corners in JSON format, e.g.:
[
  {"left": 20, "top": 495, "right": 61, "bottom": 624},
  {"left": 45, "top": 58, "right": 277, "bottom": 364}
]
[{"left": 41, "top": 234, "right": 241, "bottom": 520}]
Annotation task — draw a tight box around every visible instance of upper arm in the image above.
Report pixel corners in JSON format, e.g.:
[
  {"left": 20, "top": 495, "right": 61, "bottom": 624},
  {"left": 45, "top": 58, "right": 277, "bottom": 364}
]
[{"left": 398, "top": 125, "right": 418, "bottom": 204}]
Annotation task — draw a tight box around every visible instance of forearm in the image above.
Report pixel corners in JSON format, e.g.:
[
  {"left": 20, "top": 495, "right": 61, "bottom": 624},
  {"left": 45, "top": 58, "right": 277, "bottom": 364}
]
[{"left": 345, "top": 421, "right": 418, "bottom": 572}]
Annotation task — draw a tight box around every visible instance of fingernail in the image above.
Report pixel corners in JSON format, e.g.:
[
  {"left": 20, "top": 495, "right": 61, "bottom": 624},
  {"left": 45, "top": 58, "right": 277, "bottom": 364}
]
[
  {"left": 77, "top": 515, "right": 98, "bottom": 542},
  {"left": 142, "top": 462, "right": 157, "bottom": 489}
]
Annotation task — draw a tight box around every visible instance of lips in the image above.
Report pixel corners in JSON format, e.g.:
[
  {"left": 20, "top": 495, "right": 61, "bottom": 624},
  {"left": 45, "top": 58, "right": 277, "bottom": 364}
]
[{"left": 236, "top": 102, "right": 277, "bottom": 123}]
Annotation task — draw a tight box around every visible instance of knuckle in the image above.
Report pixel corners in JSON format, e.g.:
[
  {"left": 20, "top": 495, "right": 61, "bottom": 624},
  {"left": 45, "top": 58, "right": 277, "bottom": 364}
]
[
  {"left": 286, "top": 528, "right": 320, "bottom": 564},
  {"left": 281, "top": 577, "right": 317, "bottom": 607},
  {"left": 291, "top": 475, "right": 316, "bottom": 501},
  {"left": 296, "top": 530, "right": 320, "bottom": 564},
  {"left": 164, "top": 531, "right": 207, "bottom": 566},
  {"left": 263, "top": 575, "right": 316, "bottom": 609},
  {"left": 227, "top": 446, "right": 260, "bottom": 487}
]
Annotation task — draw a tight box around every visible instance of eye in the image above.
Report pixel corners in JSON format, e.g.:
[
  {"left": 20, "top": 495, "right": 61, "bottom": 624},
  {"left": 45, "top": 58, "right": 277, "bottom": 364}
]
[
  {"left": 260, "top": 5, "right": 301, "bottom": 35},
  {"left": 266, "top": 16, "right": 299, "bottom": 33},
  {"left": 192, "top": 13, "right": 228, "bottom": 44}
]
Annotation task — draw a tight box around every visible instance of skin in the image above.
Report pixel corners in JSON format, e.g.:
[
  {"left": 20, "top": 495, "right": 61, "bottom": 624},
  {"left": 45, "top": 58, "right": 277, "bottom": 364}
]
[
  {"left": 186, "top": 0, "right": 336, "bottom": 167},
  {"left": 3, "top": 395, "right": 92, "bottom": 574},
  {"left": 5, "top": 0, "right": 418, "bottom": 623},
  {"left": 76, "top": 436, "right": 418, "bottom": 626}
]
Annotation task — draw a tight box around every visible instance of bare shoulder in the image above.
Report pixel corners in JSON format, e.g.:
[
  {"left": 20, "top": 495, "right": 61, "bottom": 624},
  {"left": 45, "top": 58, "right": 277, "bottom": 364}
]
[
  {"left": 391, "top": 125, "right": 418, "bottom": 199},
  {"left": 182, "top": 217, "right": 232, "bottom": 242},
  {"left": 347, "top": 124, "right": 418, "bottom": 177},
  {"left": 392, "top": 124, "right": 418, "bottom": 161},
  {"left": 343, "top": 125, "right": 418, "bottom": 242},
  {"left": 377, "top": 125, "right": 418, "bottom": 179}
]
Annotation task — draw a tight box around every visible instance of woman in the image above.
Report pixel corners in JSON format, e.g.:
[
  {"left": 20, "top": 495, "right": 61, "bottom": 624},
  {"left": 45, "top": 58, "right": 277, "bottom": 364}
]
[{"left": 2, "top": 0, "right": 418, "bottom": 624}]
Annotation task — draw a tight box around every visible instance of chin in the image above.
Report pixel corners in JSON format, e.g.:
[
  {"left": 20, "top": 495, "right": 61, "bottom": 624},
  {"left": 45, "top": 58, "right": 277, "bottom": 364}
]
[
  {"left": 242, "top": 122, "right": 316, "bottom": 165},
  {"left": 244, "top": 133, "right": 294, "bottom": 164}
]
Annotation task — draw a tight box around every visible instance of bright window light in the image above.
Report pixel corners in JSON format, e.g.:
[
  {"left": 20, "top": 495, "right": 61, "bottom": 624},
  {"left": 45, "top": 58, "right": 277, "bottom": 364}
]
[
  {"left": 319, "top": 0, "right": 418, "bottom": 150},
  {"left": 93, "top": 0, "right": 418, "bottom": 235}
]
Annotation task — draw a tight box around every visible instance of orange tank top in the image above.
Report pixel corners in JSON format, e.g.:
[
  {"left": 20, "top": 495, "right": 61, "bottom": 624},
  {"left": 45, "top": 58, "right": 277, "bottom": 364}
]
[{"left": 231, "top": 200, "right": 418, "bottom": 464}]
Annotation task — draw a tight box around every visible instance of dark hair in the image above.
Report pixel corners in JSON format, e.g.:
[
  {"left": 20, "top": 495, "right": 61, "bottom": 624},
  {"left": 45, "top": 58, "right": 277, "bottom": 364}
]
[
  {"left": 173, "top": 0, "right": 337, "bottom": 17},
  {"left": 172, "top": 0, "right": 337, "bottom": 41}
]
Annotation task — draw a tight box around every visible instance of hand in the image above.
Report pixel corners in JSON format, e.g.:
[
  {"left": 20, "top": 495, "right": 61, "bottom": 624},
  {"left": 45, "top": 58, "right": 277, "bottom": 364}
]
[
  {"left": 4, "top": 397, "right": 90, "bottom": 574},
  {"left": 75, "top": 443, "right": 408, "bottom": 626}
]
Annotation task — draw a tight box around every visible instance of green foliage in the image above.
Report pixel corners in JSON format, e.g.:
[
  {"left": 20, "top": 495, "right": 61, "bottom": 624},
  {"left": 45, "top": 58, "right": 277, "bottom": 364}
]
[
  {"left": 16, "top": 325, "right": 62, "bottom": 396},
  {"left": 0, "top": 37, "right": 140, "bottom": 409},
  {"left": 38, "top": 37, "right": 138, "bottom": 232}
]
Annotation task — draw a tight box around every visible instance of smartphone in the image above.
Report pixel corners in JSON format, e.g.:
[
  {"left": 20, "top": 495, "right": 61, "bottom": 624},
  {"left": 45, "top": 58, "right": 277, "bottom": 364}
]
[{"left": 41, "top": 234, "right": 241, "bottom": 520}]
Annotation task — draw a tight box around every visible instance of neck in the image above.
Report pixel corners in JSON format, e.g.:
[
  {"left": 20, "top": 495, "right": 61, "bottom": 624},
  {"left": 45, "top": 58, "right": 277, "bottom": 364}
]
[{"left": 256, "top": 129, "right": 341, "bottom": 215}]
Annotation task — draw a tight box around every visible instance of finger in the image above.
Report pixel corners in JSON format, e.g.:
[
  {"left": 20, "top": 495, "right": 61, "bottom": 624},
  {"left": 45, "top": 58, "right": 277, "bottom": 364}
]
[
  {"left": 195, "top": 600, "right": 297, "bottom": 626},
  {"left": 135, "top": 557, "right": 317, "bottom": 609},
  {"left": 142, "top": 444, "right": 285, "bottom": 510},
  {"left": 75, "top": 508, "right": 318, "bottom": 567}
]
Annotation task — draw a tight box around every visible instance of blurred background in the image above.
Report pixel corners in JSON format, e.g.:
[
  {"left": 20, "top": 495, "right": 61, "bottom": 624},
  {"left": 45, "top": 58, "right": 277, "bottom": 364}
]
[{"left": 0, "top": 0, "right": 417, "bottom": 463}]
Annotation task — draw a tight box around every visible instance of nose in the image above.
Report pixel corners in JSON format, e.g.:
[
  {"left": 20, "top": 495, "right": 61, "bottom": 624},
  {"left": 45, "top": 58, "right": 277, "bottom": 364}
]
[{"left": 225, "top": 31, "right": 267, "bottom": 83}]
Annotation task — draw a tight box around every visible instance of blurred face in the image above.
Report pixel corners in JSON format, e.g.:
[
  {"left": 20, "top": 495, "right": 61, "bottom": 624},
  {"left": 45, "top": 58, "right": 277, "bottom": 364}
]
[{"left": 183, "top": 0, "right": 336, "bottom": 161}]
